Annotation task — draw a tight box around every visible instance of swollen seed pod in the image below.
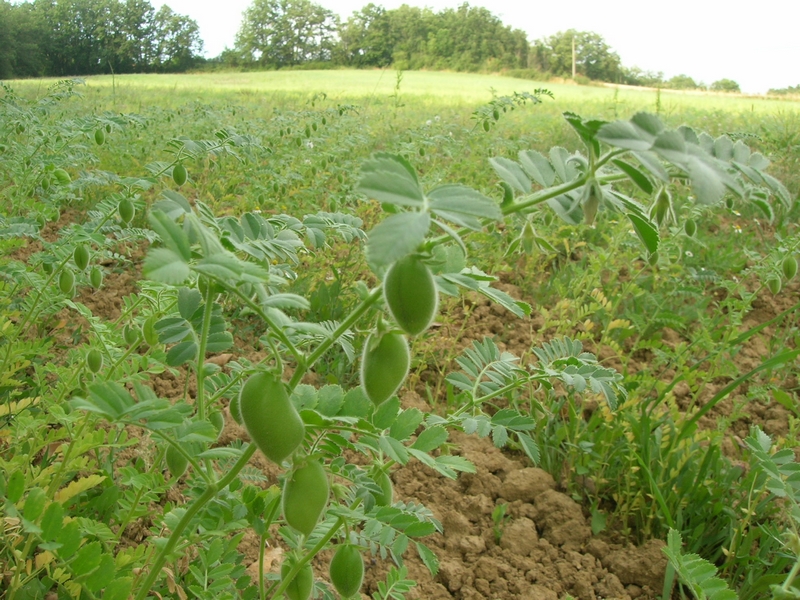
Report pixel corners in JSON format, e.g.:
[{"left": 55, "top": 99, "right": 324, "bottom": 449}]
[
  {"left": 282, "top": 459, "right": 329, "bottom": 537},
  {"left": 165, "top": 445, "right": 188, "bottom": 479},
  {"left": 360, "top": 333, "right": 410, "bottom": 406},
  {"left": 209, "top": 411, "right": 225, "bottom": 440},
  {"left": 651, "top": 187, "right": 672, "bottom": 227},
  {"left": 767, "top": 276, "right": 782, "bottom": 295},
  {"left": 172, "top": 164, "right": 187, "bottom": 187},
  {"left": 90, "top": 266, "right": 103, "bottom": 288},
  {"left": 329, "top": 544, "right": 364, "bottom": 598},
  {"left": 383, "top": 255, "right": 438, "bottom": 336},
  {"left": 684, "top": 219, "right": 697, "bottom": 237},
  {"left": 86, "top": 349, "right": 103, "bottom": 374},
  {"left": 782, "top": 256, "right": 798, "bottom": 281},
  {"left": 281, "top": 561, "right": 313, "bottom": 600},
  {"left": 123, "top": 325, "right": 139, "bottom": 346},
  {"left": 118, "top": 198, "right": 135, "bottom": 224},
  {"left": 239, "top": 372, "right": 304, "bottom": 464},
  {"left": 371, "top": 469, "right": 394, "bottom": 506},
  {"left": 142, "top": 316, "right": 159, "bottom": 347},
  {"left": 53, "top": 169, "right": 71, "bottom": 185},
  {"left": 59, "top": 268, "right": 75, "bottom": 295},
  {"left": 73, "top": 244, "right": 90, "bottom": 271},
  {"left": 94, "top": 128, "right": 105, "bottom": 146},
  {"left": 581, "top": 181, "right": 601, "bottom": 226},
  {"left": 483, "top": 120, "right": 491, "bottom": 132},
  {"left": 229, "top": 394, "right": 243, "bottom": 425}
]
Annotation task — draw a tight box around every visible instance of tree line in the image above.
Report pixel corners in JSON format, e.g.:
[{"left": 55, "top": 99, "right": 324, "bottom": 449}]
[
  {"left": 225, "top": 1, "right": 529, "bottom": 72},
  {"left": 0, "top": 0, "right": 741, "bottom": 94},
  {"left": 0, "top": 0, "right": 203, "bottom": 78}
]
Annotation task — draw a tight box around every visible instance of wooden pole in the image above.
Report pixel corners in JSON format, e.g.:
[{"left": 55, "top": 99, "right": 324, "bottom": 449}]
[{"left": 572, "top": 35, "right": 576, "bottom": 79}]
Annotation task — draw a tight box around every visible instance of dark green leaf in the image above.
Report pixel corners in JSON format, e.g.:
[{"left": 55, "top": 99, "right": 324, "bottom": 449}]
[
  {"left": 713, "top": 135, "right": 733, "bottom": 161},
  {"left": 687, "top": 157, "right": 726, "bottom": 205},
  {"left": 611, "top": 160, "right": 654, "bottom": 194},
  {"left": 366, "top": 211, "right": 430, "bottom": 271},
  {"left": 517, "top": 432, "right": 540, "bottom": 465},
  {"left": 379, "top": 435, "right": 409, "bottom": 465},
  {"left": 652, "top": 131, "right": 687, "bottom": 165},
  {"left": 166, "top": 341, "right": 197, "bottom": 367},
  {"left": 358, "top": 153, "right": 424, "bottom": 207},
  {"left": 148, "top": 210, "right": 191, "bottom": 262},
  {"left": 317, "top": 385, "right": 344, "bottom": 417},
  {"left": 518, "top": 150, "right": 556, "bottom": 187},
  {"left": 563, "top": 112, "right": 602, "bottom": 156},
  {"left": 428, "top": 185, "right": 502, "bottom": 229},
  {"left": 7, "top": 470, "right": 24, "bottom": 503},
  {"left": 489, "top": 157, "right": 531, "bottom": 193},
  {"left": 83, "top": 554, "right": 115, "bottom": 592},
  {"left": 372, "top": 397, "right": 400, "bottom": 430},
  {"left": 412, "top": 426, "right": 448, "bottom": 452},
  {"left": 546, "top": 192, "right": 583, "bottom": 225},
  {"left": 143, "top": 248, "right": 190, "bottom": 284},
  {"left": 416, "top": 542, "right": 439, "bottom": 576},
  {"left": 390, "top": 408, "right": 424, "bottom": 441},
  {"left": 178, "top": 288, "right": 202, "bottom": 320},
  {"left": 291, "top": 384, "right": 318, "bottom": 411},
  {"left": 101, "top": 577, "right": 133, "bottom": 600},
  {"left": 57, "top": 520, "right": 82, "bottom": 559},
  {"left": 627, "top": 213, "right": 660, "bottom": 254},
  {"left": 633, "top": 151, "right": 670, "bottom": 182},
  {"left": 71, "top": 541, "right": 102, "bottom": 576},
  {"left": 40, "top": 501, "right": 64, "bottom": 542},
  {"left": 596, "top": 121, "right": 652, "bottom": 151},
  {"left": 193, "top": 253, "right": 243, "bottom": 282},
  {"left": 23, "top": 487, "right": 46, "bottom": 522},
  {"left": 340, "top": 387, "right": 372, "bottom": 418}
]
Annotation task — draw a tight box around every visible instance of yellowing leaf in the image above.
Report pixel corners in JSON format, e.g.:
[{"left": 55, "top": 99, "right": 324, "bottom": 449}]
[
  {"left": 36, "top": 551, "right": 55, "bottom": 569},
  {"left": 607, "top": 319, "right": 631, "bottom": 331},
  {"left": 0, "top": 397, "right": 38, "bottom": 417},
  {"left": 55, "top": 475, "right": 106, "bottom": 504}
]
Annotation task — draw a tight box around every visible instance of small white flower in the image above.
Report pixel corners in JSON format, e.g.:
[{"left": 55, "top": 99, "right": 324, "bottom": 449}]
[
  {"left": 306, "top": 141, "right": 314, "bottom": 149},
  {"left": 685, "top": 250, "right": 694, "bottom": 257},
  {"left": 426, "top": 119, "right": 432, "bottom": 126},
  {"left": 434, "top": 115, "right": 441, "bottom": 122},
  {"left": 733, "top": 225, "right": 742, "bottom": 234}
]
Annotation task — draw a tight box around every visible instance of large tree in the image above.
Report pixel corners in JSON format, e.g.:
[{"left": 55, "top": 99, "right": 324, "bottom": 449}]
[
  {"left": 152, "top": 5, "right": 203, "bottom": 72},
  {"left": 337, "top": 3, "right": 392, "bottom": 67},
  {"left": 0, "top": 1, "right": 48, "bottom": 78},
  {"left": 236, "top": 0, "right": 338, "bottom": 67},
  {"left": 532, "top": 30, "right": 622, "bottom": 82},
  {"left": 0, "top": 0, "right": 201, "bottom": 77}
]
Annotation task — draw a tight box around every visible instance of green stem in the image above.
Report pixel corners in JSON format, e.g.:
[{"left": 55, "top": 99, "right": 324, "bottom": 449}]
[
  {"left": 288, "top": 286, "right": 383, "bottom": 391},
  {"left": 195, "top": 283, "right": 216, "bottom": 420},
  {"left": 132, "top": 443, "right": 257, "bottom": 600},
  {"left": 45, "top": 417, "right": 90, "bottom": 498},
  {"left": 115, "top": 451, "right": 164, "bottom": 541},
  {"left": 258, "top": 533, "right": 267, "bottom": 600},
  {"left": 268, "top": 517, "right": 345, "bottom": 600},
  {"left": 217, "top": 280, "right": 304, "bottom": 367},
  {"left": 782, "top": 557, "right": 800, "bottom": 592}
]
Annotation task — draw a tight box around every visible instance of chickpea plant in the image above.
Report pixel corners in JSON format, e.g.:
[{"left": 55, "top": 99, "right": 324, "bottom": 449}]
[{"left": 4, "top": 78, "right": 796, "bottom": 600}]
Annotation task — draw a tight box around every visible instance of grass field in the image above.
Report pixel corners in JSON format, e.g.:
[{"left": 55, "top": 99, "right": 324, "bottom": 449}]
[{"left": 11, "top": 69, "right": 800, "bottom": 115}]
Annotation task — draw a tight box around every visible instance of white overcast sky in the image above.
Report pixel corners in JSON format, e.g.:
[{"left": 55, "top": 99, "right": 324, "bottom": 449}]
[{"left": 160, "top": 0, "right": 800, "bottom": 94}]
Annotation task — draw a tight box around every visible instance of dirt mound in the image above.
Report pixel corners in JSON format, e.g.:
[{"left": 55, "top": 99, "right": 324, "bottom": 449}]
[{"left": 358, "top": 430, "right": 667, "bottom": 600}]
